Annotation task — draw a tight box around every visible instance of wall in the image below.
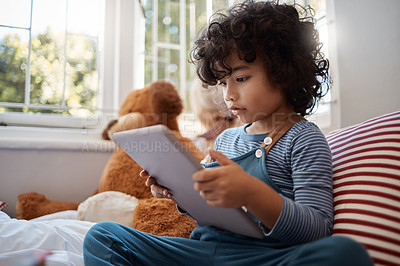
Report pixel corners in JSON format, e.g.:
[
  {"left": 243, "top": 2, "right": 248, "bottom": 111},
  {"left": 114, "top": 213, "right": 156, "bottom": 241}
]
[
  {"left": 329, "top": 0, "right": 400, "bottom": 128},
  {"left": 0, "top": 128, "right": 114, "bottom": 218}
]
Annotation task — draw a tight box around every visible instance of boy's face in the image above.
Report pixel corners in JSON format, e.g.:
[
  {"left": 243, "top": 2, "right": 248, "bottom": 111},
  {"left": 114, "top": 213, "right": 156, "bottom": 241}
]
[{"left": 218, "top": 53, "right": 293, "bottom": 132}]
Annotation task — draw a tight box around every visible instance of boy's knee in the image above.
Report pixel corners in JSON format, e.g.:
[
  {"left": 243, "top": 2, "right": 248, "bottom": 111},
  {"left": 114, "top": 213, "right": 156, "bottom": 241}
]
[
  {"left": 84, "top": 221, "right": 118, "bottom": 248},
  {"left": 86, "top": 221, "right": 117, "bottom": 236},
  {"left": 84, "top": 222, "right": 121, "bottom": 265}
]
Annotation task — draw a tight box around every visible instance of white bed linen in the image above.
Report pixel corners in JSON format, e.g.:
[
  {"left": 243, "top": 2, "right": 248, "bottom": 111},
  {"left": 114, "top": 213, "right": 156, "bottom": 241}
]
[{"left": 0, "top": 211, "right": 95, "bottom": 266}]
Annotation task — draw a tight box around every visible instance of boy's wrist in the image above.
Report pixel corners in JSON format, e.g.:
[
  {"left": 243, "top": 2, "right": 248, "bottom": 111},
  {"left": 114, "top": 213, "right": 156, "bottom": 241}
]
[{"left": 245, "top": 177, "right": 283, "bottom": 230}]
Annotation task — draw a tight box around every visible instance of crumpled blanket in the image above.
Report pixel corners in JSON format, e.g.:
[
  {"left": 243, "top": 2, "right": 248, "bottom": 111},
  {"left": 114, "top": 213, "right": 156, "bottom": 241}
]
[{"left": 0, "top": 210, "right": 94, "bottom": 266}]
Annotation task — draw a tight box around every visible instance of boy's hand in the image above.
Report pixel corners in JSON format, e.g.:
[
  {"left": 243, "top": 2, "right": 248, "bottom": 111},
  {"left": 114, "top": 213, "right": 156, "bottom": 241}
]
[
  {"left": 192, "top": 149, "right": 254, "bottom": 208},
  {"left": 140, "top": 170, "right": 172, "bottom": 199}
]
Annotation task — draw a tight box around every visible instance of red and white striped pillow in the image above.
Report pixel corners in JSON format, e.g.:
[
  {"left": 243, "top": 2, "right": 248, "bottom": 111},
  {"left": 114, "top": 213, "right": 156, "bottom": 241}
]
[{"left": 326, "top": 111, "right": 400, "bottom": 266}]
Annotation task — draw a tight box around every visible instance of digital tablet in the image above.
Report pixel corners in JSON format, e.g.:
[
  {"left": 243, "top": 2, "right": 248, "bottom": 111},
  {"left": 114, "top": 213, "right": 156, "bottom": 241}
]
[{"left": 113, "top": 125, "right": 264, "bottom": 239}]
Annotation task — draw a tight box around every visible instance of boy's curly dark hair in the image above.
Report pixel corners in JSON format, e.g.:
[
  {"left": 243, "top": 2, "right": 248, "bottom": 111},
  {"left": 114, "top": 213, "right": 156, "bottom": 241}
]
[{"left": 189, "top": 0, "right": 330, "bottom": 116}]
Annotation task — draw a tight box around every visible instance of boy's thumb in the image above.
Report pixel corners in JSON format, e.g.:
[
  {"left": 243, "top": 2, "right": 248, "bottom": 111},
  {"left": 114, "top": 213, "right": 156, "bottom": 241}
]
[{"left": 209, "top": 149, "right": 233, "bottom": 166}]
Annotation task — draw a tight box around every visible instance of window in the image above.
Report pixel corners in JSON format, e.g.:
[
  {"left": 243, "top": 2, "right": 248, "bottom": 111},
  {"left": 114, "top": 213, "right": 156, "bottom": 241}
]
[
  {"left": 0, "top": 0, "right": 145, "bottom": 130},
  {"left": 302, "top": 0, "right": 332, "bottom": 129},
  {"left": 0, "top": 0, "right": 104, "bottom": 128},
  {"left": 143, "top": 0, "right": 237, "bottom": 113}
]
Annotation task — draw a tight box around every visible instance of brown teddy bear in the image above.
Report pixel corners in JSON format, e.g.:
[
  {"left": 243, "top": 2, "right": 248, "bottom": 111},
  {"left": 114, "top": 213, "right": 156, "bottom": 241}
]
[{"left": 16, "top": 80, "right": 204, "bottom": 238}]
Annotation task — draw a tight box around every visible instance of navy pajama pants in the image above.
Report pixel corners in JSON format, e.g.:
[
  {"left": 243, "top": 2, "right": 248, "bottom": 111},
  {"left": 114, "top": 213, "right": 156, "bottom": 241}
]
[{"left": 83, "top": 222, "right": 373, "bottom": 265}]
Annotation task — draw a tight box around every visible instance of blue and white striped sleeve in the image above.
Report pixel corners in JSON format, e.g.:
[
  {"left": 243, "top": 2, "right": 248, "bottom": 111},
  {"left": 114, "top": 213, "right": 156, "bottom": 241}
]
[{"left": 265, "top": 125, "right": 334, "bottom": 244}]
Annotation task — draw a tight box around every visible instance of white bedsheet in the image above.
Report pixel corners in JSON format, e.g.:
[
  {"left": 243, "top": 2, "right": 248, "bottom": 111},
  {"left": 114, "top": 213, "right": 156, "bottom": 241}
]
[{"left": 0, "top": 211, "right": 95, "bottom": 266}]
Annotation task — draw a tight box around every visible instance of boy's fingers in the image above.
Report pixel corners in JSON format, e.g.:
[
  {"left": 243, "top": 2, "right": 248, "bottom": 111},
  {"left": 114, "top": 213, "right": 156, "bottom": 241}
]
[
  {"left": 145, "top": 177, "right": 155, "bottom": 187},
  {"left": 192, "top": 168, "right": 217, "bottom": 182},
  {"left": 208, "top": 149, "right": 234, "bottom": 166},
  {"left": 140, "top": 170, "right": 149, "bottom": 177},
  {"left": 163, "top": 189, "right": 172, "bottom": 199}
]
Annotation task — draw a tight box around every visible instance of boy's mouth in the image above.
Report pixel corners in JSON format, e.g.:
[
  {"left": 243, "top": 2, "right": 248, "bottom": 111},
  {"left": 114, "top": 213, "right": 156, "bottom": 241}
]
[{"left": 230, "top": 106, "right": 246, "bottom": 116}]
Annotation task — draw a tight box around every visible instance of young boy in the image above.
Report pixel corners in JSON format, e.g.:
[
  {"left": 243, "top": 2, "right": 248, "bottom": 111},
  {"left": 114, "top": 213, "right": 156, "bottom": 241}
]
[{"left": 83, "top": 1, "right": 373, "bottom": 265}]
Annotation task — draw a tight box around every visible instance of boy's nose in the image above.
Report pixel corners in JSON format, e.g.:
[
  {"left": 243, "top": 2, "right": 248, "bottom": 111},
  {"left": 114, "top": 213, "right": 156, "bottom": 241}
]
[
  {"left": 224, "top": 85, "right": 238, "bottom": 102},
  {"left": 225, "top": 94, "right": 237, "bottom": 101}
]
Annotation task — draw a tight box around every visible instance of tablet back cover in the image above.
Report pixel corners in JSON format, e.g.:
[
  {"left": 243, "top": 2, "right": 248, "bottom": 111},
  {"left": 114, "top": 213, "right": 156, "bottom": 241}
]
[{"left": 113, "top": 125, "right": 264, "bottom": 239}]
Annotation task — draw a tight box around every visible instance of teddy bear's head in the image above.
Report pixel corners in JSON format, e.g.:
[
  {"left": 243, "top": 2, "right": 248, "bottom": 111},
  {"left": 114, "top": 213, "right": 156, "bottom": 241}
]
[{"left": 103, "top": 80, "right": 183, "bottom": 140}]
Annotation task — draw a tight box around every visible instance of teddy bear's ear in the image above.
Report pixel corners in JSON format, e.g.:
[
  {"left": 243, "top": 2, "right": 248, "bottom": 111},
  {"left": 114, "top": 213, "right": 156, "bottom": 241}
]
[
  {"left": 148, "top": 80, "right": 183, "bottom": 118},
  {"left": 107, "top": 113, "right": 147, "bottom": 140},
  {"left": 118, "top": 89, "right": 146, "bottom": 117}
]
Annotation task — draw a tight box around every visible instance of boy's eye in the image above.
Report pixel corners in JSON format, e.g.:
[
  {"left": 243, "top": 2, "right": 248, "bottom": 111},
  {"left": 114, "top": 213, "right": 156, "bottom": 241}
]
[{"left": 236, "top": 77, "right": 248, "bottom": 82}]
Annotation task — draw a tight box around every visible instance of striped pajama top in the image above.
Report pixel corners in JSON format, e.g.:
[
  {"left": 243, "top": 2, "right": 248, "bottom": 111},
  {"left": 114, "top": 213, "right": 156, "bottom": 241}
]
[{"left": 213, "top": 120, "right": 333, "bottom": 245}]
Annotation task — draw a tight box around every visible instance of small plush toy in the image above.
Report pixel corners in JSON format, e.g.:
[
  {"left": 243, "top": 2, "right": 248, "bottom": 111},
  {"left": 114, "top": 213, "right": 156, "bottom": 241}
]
[
  {"left": 16, "top": 80, "right": 204, "bottom": 238},
  {"left": 190, "top": 80, "right": 242, "bottom": 154}
]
